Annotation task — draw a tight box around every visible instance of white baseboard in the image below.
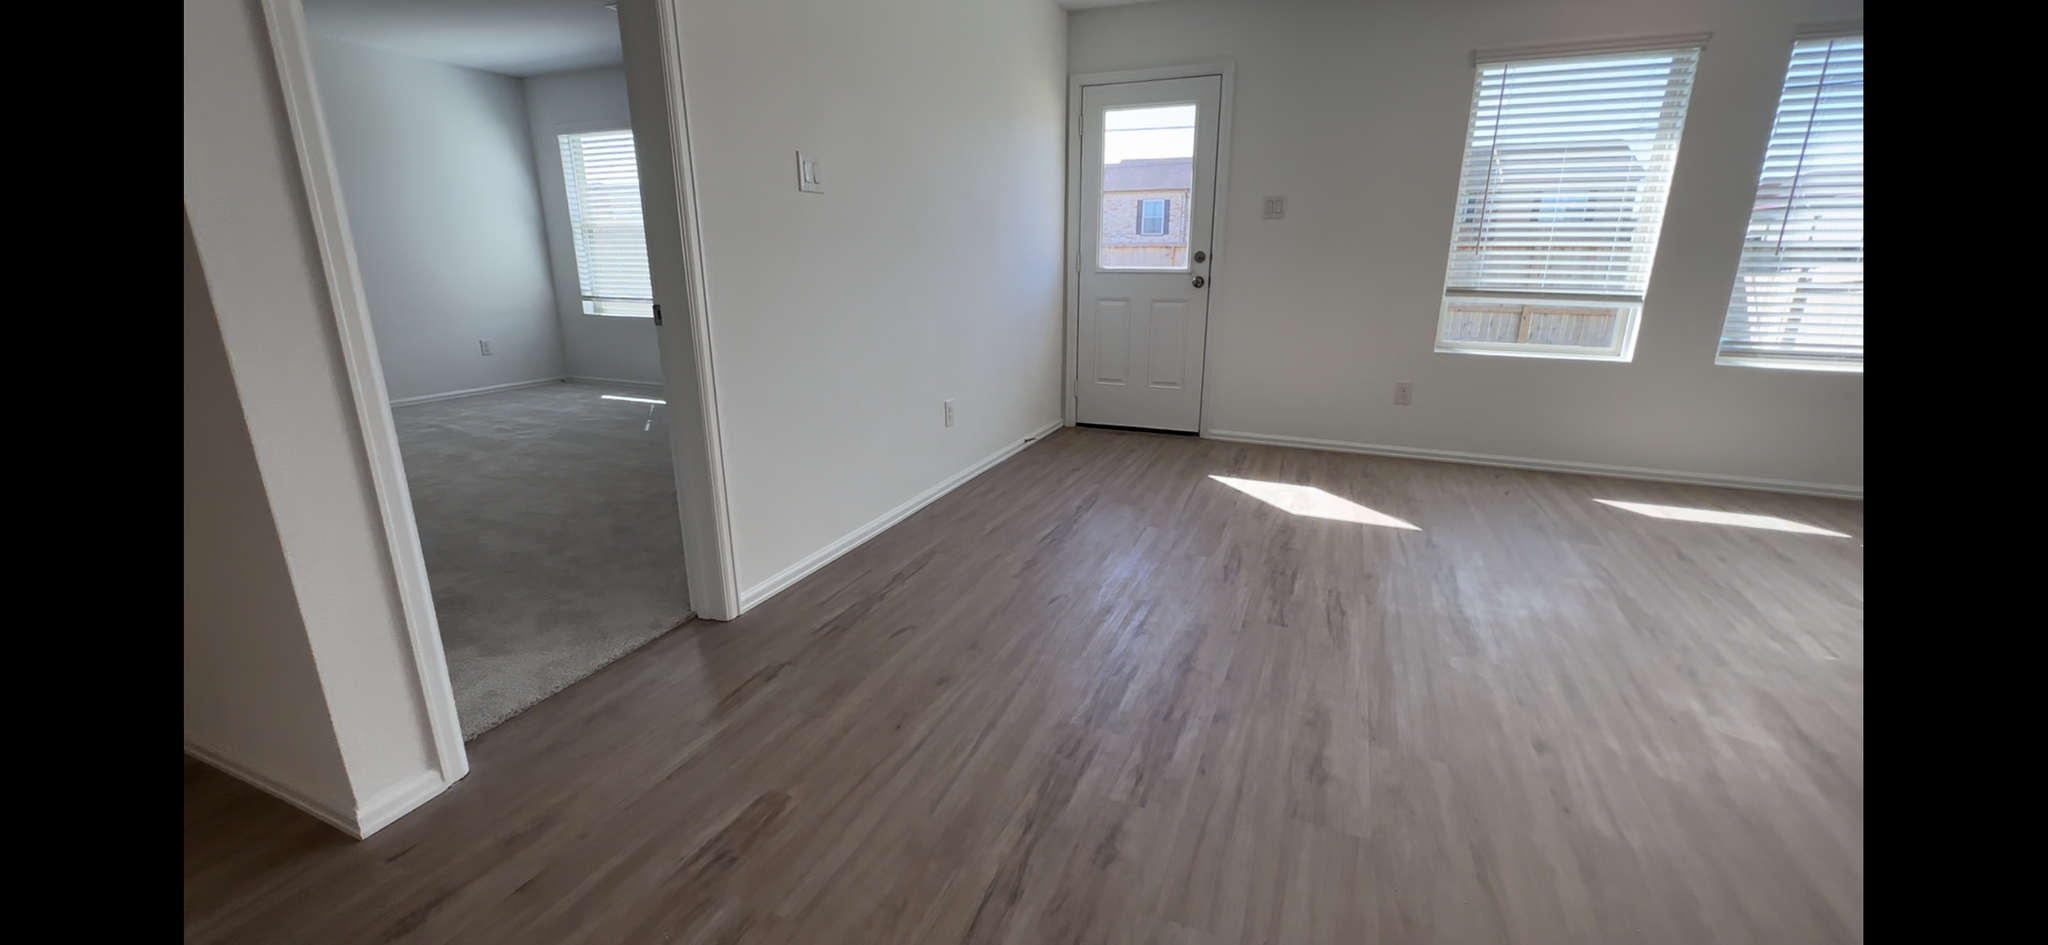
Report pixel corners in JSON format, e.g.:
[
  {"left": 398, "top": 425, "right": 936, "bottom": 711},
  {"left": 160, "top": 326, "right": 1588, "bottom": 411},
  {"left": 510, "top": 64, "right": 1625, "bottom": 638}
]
[
  {"left": 183, "top": 735, "right": 361, "bottom": 837},
  {"left": 185, "top": 735, "right": 451, "bottom": 840},
  {"left": 739, "top": 419, "right": 1064, "bottom": 611},
  {"left": 354, "top": 769, "right": 449, "bottom": 838},
  {"left": 389, "top": 377, "right": 563, "bottom": 407},
  {"left": 565, "top": 375, "right": 665, "bottom": 391},
  {"left": 1203, "top": 429, "right": 1863, "bottom": 500}
]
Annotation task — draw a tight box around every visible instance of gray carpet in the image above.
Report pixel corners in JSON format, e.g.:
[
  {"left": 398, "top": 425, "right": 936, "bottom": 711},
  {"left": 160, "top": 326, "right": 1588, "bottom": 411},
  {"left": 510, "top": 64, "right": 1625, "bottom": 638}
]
[{"left": 394, "top": 380, "right": 690, "bottom": 740}]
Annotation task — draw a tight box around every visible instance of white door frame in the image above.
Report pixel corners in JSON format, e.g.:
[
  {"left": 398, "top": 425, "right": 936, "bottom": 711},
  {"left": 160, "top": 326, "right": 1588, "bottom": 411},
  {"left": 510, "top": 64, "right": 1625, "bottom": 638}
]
[
  {"left": 622, "top": 0, "right": 744, "bottom": 620},
  {"left": 1066, "top": 63, "right": 1237, "bottom": 433},
  {"left": 253, "top": 0, "right": 745, "bottom": 784},
  {"left": 258, "top": 0, "right": 465, "bottom": 784}
]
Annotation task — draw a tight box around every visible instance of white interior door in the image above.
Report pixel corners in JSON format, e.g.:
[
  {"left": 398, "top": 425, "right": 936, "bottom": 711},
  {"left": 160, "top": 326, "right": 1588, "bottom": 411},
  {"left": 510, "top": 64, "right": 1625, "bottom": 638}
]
[{"left": 1076, "top": 76, "right": 1223, "bottom": 433}]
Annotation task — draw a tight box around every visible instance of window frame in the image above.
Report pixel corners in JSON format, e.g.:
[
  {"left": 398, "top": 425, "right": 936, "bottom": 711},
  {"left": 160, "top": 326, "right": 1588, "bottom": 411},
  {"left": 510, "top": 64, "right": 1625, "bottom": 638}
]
[
  {"left": 1432, "top": 44, "right": 1704, "bottom": 362},
  {"left": 556, "top": 128, "right": 656, "bottom": 319},
  {"left": 1137, "top": 197, "right": 1169, "bottom": 237},
  {"left": 1713, "top": 33, "right": 1864, "bottom": 373}
]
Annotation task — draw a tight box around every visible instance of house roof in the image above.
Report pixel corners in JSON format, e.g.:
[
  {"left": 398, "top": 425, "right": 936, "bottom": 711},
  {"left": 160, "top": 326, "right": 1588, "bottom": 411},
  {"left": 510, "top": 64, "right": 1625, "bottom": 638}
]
[{"left": 1104, "top": 157, "right": 1192, "bottom": 192}]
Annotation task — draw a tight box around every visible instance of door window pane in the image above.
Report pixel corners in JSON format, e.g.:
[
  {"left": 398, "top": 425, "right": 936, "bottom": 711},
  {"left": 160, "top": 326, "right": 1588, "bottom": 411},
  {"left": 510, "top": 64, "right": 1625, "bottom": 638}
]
[{"left": 1100, "top": 104, "right": 1195, "bottom": 270}]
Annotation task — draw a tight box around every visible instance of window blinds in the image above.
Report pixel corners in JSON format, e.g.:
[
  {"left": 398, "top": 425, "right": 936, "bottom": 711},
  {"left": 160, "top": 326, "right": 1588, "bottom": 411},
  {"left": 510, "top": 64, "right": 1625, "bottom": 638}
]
[
  {"left": 1443, "top": 47, "right": 1702, "bottom": 306},
  {"left": 1716, "top": 35, "right": 1864, "bottom": 369},
  {"left": 557, "top": 131, "right": 655, "bottom": 318}
]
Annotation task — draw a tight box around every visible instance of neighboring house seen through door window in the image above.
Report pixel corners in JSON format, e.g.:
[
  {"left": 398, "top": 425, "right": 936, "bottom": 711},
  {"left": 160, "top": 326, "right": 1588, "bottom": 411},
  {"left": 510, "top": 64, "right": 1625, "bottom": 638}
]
[{"left": 557, "top": 130, "right": 655, "bottom": 318}]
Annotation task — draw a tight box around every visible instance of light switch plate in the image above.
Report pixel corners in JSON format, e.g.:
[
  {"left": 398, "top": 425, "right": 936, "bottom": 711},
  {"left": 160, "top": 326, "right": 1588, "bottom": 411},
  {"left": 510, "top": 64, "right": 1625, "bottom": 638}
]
[
  {"left": 797, "top": 151, "right": 823, "bottom": 193},
  {"left": 1263, "top": 196, "right": 1285, "bottom": 220}
]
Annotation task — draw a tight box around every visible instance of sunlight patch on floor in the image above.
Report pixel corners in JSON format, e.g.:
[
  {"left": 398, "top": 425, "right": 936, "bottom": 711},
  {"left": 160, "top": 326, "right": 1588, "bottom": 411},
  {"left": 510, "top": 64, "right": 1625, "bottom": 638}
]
[
  {"left": 1209, "top": 475, "right": 1420, "bottom": 529},
  {"left": 1594, "top": 499, "right": 1850, "bottom": 537}
]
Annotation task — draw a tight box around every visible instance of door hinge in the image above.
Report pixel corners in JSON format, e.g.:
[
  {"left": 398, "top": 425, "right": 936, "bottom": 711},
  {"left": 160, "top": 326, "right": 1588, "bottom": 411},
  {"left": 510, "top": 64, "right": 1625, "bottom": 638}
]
[{"left": 653, "top": 303, "right": 663, "bottom": 326}]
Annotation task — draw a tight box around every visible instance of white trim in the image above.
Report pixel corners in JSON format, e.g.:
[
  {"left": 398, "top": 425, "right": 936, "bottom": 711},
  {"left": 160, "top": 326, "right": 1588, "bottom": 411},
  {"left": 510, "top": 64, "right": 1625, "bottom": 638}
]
[
  {"left": 183, "top": 736, "right": 363, "bottom": 838},
  {"left": 1712, "top": 356, "right": 1864, "bottom": 374},
  {"left": 1795, "top": 21, "right": 1862, "bottom": 41},
  {"left": 1065, "top": 74, "right": 1082, "bottom": 428},
  {"left": 1203, "top": 429, "right": 1863, "bottom": 500},
  {"left": 1069, "top": 61, "right": 1237, "bottom": 89},
  {"left": 1202, "top": 67, "right": 1237, "bottom": 438},
  {"left": 1433, "top": 345, "right": 1636, "bottom": 364},
  {"left": 185, "top": 737, "right": 449, "bottom": 840},
  {"left": 258, "top": 0, "right": 469, "bottom": 787},
  {"left": 353, "top": 769, "right": 449, "bottom": 838},
  {"left": 1066, "top": 62, "right": 1238, "bottom": 433},
  {"left": 388, "top": 377, "right": 564, "bottom": 407},
  {"left": 739, "top": 419, "right": 1063, "bottom": 611},
  {"left": 1473, "top": 31, "right": 1712, "bottom": 65},
  {"left": 549, "top": 118, "right": 633, "bottom": 136},
  {"left": 565, "top": 375, "right": 667, "bottom": 390},
  {"left": 644, "top": 0, "right": 744, "bottom": 620}
]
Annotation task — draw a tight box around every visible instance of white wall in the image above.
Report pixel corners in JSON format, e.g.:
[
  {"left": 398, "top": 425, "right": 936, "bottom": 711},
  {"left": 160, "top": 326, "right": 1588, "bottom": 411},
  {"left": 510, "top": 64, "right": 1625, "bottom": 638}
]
[
  {"left": 668, "top": 0, "right": 1069, "bottom": 596},
  {"left": 186, "top": 0, "right": 449, "bottom": 835},
  {"left": 185, "top": 210, "right": 356, "bottom": 819},
  {"left": 524, "top": 67, "right": 664, "bottom": 385},
  {"left": 1071, "top": 0, "right": 1864, "bottom": 493},
  {"left": 310, "top": 34, "right": 564, "bottom": 401}
]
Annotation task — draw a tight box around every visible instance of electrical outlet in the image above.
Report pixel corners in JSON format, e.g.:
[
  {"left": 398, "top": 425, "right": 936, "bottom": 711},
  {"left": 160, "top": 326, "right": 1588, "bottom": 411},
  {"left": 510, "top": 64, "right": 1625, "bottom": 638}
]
[
  {"left": 1263, "top": 196, "right": 1286, "bottom": 220},
  {"left": 944, "top": 399, "right": 955, "bottom": 427},
  {"left": 1394, "top": 381, "right": 1413, "bottom": 405},
  {"left": 479, "top": 339, "right": 494, "bottom": 357}
]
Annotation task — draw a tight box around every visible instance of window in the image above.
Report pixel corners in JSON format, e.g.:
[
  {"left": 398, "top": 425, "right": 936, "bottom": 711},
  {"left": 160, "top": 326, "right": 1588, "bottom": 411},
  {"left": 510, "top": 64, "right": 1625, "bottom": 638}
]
[
  {"left": 1099, "top": 104, "right": 1197, "bottom": 270},
  {"left": 1717, "top": 35, "right": 1863, "bottom": 371},
  {"left": 1138, "top": 198, "right": 1169, "bottom": 236},
  {"left": 557, "top": 130, "right": 654, "bottom": 317},
  {"left": 1435, "top": 45, "right": 1702, "bottom": 360}
]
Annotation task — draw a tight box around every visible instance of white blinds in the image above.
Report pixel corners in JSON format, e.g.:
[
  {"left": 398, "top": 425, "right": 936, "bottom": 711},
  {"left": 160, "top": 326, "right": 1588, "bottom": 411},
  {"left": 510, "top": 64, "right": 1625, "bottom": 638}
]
[
  {"left": 1717, "top": 36, "right": 1864, "bottom": 369},
  {"left": 557, "top": 131, "right": 654, "bottom": 317},
  {"left": 1443, "top": 47, "right": 1701, "bottom": 303}
]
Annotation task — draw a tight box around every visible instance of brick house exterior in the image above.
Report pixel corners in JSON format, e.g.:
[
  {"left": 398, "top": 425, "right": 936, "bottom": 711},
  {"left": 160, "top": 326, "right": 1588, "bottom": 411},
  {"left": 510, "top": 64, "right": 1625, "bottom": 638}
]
[{"left": 1099, "top": 157, "right": 1192, "bottom": 268}]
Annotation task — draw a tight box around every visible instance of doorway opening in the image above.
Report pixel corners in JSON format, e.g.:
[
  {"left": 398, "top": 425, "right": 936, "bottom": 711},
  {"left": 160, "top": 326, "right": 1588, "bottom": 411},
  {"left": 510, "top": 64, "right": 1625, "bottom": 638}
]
[{"left": 301, "top": 0, "right": 690, "bottom": 739}]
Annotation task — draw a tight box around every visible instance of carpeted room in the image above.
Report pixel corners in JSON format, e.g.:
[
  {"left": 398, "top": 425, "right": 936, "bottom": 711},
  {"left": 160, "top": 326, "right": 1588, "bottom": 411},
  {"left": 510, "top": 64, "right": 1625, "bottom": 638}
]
[
  {"left": 396, "top": 381, "right": 688, "bottom": 738},
  {"left": 304, "top": 5, "right": 691, "bottom": 739}
]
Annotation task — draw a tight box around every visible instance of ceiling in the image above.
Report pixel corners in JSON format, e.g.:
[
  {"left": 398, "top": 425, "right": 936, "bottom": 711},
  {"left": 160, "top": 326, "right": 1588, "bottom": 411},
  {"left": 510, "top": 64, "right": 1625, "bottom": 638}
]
[
  {"left": 303, "top": 0, "right": 627, "bottom": 78},
  {"left": 304, "top": 0, "right": 1171, "bottom": 78}
]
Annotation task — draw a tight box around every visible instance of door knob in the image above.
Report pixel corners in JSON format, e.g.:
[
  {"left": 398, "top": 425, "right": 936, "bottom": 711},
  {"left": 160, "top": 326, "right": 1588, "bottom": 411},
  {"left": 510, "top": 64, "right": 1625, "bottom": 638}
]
[{"left": 1192, "top": 275, "right": 1207, "bottom": 288}]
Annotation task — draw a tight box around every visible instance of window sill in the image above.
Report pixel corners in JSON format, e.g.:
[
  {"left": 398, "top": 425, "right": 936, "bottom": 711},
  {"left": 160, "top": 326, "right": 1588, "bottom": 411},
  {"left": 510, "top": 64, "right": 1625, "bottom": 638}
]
[
  {"left": 1434, "top": 344, "right": 1632, "bottom": 364},
  {"left": 1713, "top": 356, "right": 1862, "bottom": 374}
]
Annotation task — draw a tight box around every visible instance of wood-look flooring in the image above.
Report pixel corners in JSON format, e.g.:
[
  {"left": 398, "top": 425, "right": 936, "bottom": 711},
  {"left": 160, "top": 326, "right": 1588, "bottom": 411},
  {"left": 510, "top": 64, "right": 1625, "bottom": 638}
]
[{"left": 184, "top": 427, "right": 1864, "bottom": 944}]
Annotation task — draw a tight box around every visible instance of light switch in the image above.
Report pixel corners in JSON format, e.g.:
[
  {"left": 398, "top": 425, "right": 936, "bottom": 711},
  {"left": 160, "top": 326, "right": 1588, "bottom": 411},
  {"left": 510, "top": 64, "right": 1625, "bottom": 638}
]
[
  {"left": 797, "top": 151, "right": 823, "bottom": 193},
  {"left": 1263, "top": 196, "right": 1285, "bottom": 220}
]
